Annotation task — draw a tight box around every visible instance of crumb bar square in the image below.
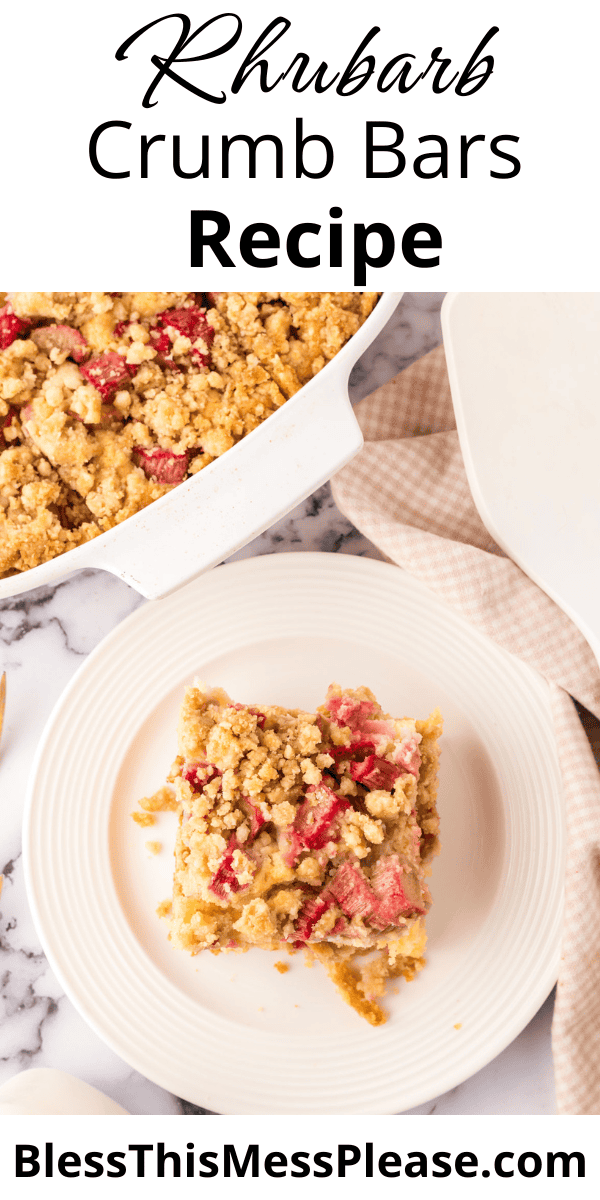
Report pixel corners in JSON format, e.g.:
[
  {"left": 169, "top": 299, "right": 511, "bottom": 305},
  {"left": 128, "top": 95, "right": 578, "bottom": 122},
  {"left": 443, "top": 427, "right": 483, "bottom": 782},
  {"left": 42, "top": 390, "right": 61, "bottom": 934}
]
[{"left": 169, "top": 683, "right": 441, "bottom": 1025}]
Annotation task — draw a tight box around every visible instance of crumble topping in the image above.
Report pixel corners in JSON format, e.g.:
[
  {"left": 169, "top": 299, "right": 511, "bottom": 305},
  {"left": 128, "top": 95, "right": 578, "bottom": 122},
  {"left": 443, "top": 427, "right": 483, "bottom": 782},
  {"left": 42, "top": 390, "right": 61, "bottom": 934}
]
[
  {"left": 131, "top": 810, "right": 155, "bottom": 827},
  {"left": 0, "top": 291, "right": 378, "bottom": 576},
  {"left": 151, "top": 681, "right": 442, "bottom": 1026}
]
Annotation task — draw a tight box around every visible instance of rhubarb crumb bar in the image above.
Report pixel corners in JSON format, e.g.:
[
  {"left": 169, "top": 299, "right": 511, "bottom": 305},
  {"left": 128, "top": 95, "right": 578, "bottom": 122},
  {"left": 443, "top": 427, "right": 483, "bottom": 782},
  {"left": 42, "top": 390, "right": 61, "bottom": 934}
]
[
  {"left": 0, "top": 291, "right": 378, "bottom": 576},
  {"left": 167, "top": 683, "right": 441, "bottom": 1026}
]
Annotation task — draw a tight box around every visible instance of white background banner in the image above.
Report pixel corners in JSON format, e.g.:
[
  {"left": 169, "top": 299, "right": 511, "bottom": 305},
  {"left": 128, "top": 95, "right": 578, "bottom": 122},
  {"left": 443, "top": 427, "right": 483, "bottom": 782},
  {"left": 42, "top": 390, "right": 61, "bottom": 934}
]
[
  {"left": 0, "top": 1115, "right": 597, "bottom": 1197},
  {"left": 1, "top": 0, "right": 598, "bottom": 287}
]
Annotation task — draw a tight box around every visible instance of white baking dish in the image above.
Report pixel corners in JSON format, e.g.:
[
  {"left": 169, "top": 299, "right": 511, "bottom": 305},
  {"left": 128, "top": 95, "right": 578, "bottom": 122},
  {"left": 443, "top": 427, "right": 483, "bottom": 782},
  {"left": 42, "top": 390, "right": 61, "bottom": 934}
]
[{"left": 0, "top": 293, "right": 401, "bottom": 600}]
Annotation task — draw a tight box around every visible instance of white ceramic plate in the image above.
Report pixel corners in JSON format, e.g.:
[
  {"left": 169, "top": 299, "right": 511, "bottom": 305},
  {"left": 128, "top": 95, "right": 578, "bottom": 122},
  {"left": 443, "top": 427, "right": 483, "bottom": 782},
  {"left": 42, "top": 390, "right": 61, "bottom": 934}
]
[{"left": 24, "top": 553, "right": 565, "bottom": 1114}]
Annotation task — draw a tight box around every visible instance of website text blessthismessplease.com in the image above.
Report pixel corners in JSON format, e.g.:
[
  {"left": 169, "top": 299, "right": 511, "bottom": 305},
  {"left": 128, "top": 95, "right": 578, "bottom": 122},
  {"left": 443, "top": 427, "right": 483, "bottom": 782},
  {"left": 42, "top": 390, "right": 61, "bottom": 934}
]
[{"left": 14, "top": 1142, "right": 585, "bottom": 1180}]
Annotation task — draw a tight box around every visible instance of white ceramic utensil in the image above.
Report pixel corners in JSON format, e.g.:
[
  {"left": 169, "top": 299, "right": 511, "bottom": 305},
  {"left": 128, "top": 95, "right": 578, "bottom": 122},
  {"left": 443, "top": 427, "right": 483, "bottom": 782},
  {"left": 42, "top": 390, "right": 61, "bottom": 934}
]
[
  {"left": 442, "top": 293, "right": 600, "bottom": 665},
  {"left": 0, "top": 1069, "right": 128, "bottom": 1115}
]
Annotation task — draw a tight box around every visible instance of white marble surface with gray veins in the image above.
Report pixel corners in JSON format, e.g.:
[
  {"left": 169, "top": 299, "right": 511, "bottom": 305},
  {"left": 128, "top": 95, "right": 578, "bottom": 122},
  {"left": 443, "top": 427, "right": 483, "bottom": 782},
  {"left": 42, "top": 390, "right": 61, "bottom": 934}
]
[{"left": 0, "top": 294, "right": 556, "bottom": 1116}]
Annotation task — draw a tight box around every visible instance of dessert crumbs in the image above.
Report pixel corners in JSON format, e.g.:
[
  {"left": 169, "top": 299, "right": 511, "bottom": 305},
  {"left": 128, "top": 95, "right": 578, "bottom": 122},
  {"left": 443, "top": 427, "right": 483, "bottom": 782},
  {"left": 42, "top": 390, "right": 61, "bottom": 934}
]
[
  {"left": 145, "top": 841, "right": 162, "bottom": 855},
  {"left": 274, "top": 961, "right": 290, "bottom": 974},
  {"left": 138, "top": 785, "right": 178, "bottom": 813},
  {"left": 132, "top": 810, "right": 155, "bottom": 827}
]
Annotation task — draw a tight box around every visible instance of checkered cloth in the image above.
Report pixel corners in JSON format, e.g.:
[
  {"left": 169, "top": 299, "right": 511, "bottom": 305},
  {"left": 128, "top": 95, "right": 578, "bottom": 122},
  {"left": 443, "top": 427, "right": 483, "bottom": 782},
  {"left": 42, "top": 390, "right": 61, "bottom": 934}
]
[{"left": 332, "top": 345, "right": 600, "bottom": 1115}]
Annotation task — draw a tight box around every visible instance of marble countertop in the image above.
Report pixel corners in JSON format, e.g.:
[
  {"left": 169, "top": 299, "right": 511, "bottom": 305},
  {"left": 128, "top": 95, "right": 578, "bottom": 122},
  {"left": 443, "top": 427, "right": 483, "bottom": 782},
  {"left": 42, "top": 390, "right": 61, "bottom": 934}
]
[{"left": 0, "top": 294, "right": 556, "bottom": 1116}]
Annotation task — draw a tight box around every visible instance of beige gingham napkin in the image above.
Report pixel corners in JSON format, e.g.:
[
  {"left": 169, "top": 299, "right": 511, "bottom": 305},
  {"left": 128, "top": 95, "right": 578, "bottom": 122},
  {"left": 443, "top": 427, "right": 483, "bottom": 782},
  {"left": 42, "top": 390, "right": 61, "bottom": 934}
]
[{"left": 332, "top": 345, "right": 600, "bottom": 1115}]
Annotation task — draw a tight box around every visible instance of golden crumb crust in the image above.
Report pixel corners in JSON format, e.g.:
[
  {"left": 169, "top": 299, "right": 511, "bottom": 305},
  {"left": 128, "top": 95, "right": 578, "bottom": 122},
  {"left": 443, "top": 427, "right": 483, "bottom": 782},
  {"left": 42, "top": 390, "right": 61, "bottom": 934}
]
[
  {"left": 144, "top": 681, "right": 441, "bottom": 1025},
  {"left": 0, "top": 292, "right": 378, "bottom": 576}
]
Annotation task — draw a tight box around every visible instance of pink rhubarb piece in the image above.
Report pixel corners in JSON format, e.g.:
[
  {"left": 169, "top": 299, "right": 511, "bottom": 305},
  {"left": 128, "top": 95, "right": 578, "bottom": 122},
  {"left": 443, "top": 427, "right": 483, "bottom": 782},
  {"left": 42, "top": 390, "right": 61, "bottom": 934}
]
[
  {"left": 156, "top": 305, "right": 214, "bottom": 368},
  {"left": 149, "top": 327, "right": 177, "bottom": 370},
  {"left": 133, "top": 447, "right": 190, "bottom": 485},
  {"left": 80, "top": 351, "right": 137, "bottom": 399},
  {"left": 391, "top": 734, "right": 422, "bottom": 778},
  {"left": 0, "top": 305, "right": 31, "bottom": 350},
  {"left": 293, "top": 893, "right": 334, "bottom": 944},
  {"left": 326, "top": 690, "right": 399, "bottom": 754},
  {"left": 241, "top": 796, "right": 267, "bottom": 840},
  {"left": 284, "top": 782, "right": 350, "bottom": 865},
  {"left": 349, "top": 755, "right": 405, "bottom": 791},
  {"left": 231, "top": 702, "right": 266, "bottom": 729},
  {"left": 182, "top": 761, "right": 222, "bottom": 792},
  {"left": 325, "top": 689, "right": 422, "bottom": 779},
  {"left": 31, "top": 325, "right": 89, "bottom": 363},
  {"left": 327, "top": 862, "right": 378, "bottom": 920},
  {"left": 208, "top": 836, "right": 254, "bottom": 902},
  {"left": 369, "top": 855, "right": 426, "bottom": 928}
]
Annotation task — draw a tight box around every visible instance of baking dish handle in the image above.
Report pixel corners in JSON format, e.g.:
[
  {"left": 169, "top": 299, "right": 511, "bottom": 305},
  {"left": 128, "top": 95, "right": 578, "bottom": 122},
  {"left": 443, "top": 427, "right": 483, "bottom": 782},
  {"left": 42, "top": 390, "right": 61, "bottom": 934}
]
[{"left": 86, "top": 372, "right": 363, "bottom": 599}]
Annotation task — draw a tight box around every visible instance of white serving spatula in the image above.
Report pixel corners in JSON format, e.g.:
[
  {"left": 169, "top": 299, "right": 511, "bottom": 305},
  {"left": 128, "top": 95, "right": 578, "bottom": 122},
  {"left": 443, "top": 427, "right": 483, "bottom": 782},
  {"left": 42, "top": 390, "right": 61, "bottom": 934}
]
[{"left": 441, "top": 293, "right": 600, "bottom": 666}]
